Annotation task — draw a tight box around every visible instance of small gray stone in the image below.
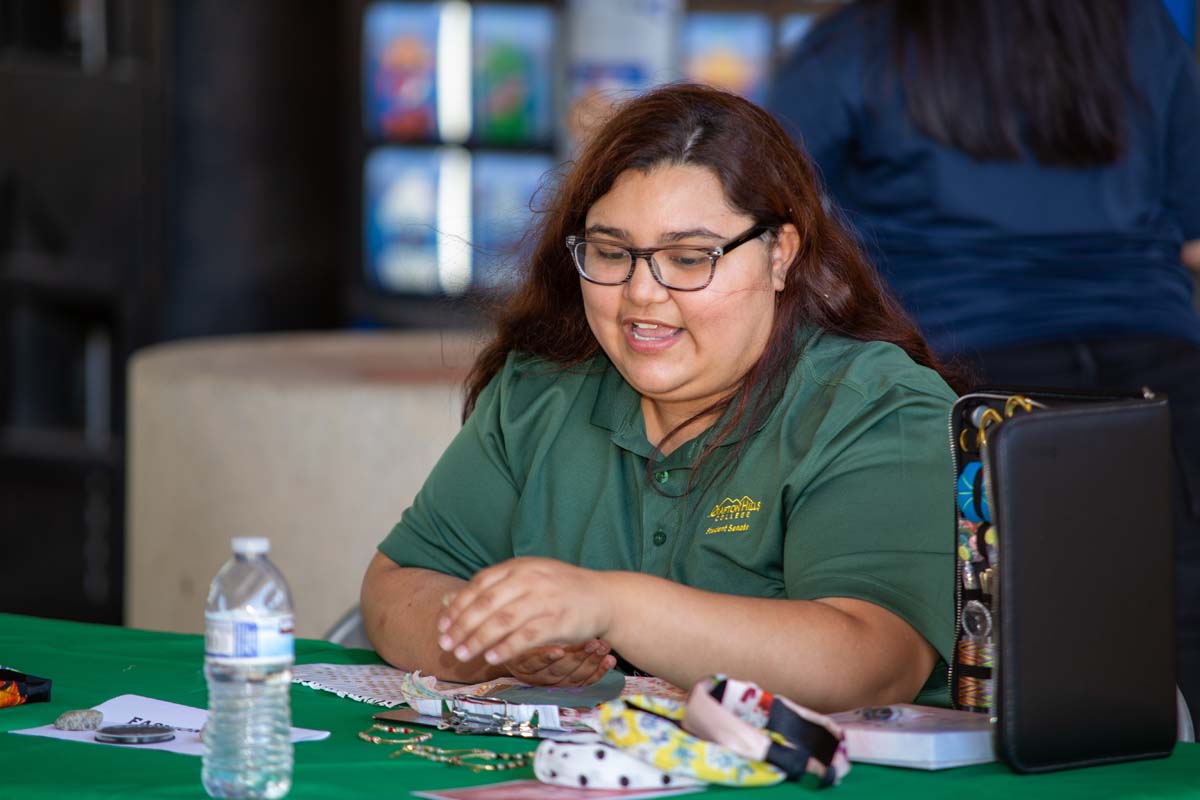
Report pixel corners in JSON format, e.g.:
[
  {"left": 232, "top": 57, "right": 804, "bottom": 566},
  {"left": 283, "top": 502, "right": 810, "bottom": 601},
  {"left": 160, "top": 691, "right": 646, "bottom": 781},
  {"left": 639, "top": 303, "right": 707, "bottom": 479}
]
[{"left": 54, "top": 709, "right": 104, "bottom": 731}]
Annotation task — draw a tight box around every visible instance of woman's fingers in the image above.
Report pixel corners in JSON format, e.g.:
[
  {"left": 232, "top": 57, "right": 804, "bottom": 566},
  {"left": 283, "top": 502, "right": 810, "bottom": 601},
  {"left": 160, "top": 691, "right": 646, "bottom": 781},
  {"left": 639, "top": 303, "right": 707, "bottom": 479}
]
[
  {"left": 448, "top": 593, "right": 559, "bottom": 663},
  {"left": 476, "top": 612, "right": 564, "bottom": 665},
  {"left": 540, "top": 642, "right": 599, "bottom": 681},
  {"left": 438, "top": 558, "right": 609, "bottom": 664},
  {"left": 508, "top": 647, "right": 564, "bottom": 674},
  {"left": 438, "top": 576, "right": 531, "bottom": 659},
  {"left": 505, "top": 645, "right": 567, "bottom": 681},
  {"left": 588, "top": 655, "right": 618, "bottom": 684},
  {"left": 439, "top": 559, "right": 551, "bottom": 656},
  {"left": 438, "top": 562, "right": 516, "bottom": 632},
  {"left": 503, "top": 640, "right": 617, "bottom": 686},
  {"left": 506, "top": 644, "right": 586, "bottom": 685},
  {"left": 557, "top": 649, "right": 616, "bottom": 687}
]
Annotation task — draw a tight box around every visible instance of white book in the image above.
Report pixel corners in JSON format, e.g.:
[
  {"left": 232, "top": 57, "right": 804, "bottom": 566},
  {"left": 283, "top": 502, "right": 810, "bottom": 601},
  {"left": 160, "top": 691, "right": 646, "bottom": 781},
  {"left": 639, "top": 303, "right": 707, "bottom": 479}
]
[{"left": 829, "top": 704, "right": 996, "bottom": 770}]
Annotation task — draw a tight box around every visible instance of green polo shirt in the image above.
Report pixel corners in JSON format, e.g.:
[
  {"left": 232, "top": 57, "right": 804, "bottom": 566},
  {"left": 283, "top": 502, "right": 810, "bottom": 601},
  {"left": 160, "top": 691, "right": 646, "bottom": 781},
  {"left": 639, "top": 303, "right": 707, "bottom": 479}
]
[{"left": 380, "top": 327, "right": 957, "bottom": 698}]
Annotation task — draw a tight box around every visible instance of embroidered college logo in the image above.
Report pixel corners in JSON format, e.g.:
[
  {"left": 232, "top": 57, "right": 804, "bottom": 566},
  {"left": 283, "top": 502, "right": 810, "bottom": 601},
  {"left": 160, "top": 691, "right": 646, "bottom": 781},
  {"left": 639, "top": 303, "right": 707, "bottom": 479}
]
[{"left": 704, "top": 495, "right": 762, "bottom": 535}]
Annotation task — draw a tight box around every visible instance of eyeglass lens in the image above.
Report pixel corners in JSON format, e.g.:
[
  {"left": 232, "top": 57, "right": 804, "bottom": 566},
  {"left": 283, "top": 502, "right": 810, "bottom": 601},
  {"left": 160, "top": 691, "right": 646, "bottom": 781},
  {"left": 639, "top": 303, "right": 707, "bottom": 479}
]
[{"left": 573, "top": 242, "right": 713, "bottom": 290}]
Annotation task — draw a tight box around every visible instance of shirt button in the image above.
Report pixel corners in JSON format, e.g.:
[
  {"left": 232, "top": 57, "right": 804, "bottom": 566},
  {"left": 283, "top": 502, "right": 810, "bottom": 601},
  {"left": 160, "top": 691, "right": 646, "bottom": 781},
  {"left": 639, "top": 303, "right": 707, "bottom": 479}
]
[
  {"left": 652, "top": 530, "right": 667, "bottom": 546},
  {"left": 655, "top": 470, "right": 670, "bottom": 484}
]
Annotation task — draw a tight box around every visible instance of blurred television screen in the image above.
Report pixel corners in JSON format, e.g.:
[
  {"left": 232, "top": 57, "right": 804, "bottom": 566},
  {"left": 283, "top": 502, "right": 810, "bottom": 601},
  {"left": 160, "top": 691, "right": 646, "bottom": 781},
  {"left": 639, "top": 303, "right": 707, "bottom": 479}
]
[
  {"left": 471, "top": 152, "right": 557, "bottom": 292},
  {"left": 365, "top": 146, "right": 472, "bottom": 295},
  {"left": 563, "top": 0, "right": 682, "bottom": 150},
  {"left": 472, "top": 4, "right": 557, "bottom": 145},
  {"left": 682, "top": 12, "right": 773, "bottom": 104},
  {"left": 363, "top": 2, "right": 441, "bottom": 141}
]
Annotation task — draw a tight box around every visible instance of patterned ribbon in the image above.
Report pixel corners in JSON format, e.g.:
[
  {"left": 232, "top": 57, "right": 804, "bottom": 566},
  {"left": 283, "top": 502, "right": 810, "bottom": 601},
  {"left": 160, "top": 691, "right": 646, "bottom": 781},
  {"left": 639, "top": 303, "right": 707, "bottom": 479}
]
[{"left": 589, "top": 675, "right": 850, "bottom": 788}]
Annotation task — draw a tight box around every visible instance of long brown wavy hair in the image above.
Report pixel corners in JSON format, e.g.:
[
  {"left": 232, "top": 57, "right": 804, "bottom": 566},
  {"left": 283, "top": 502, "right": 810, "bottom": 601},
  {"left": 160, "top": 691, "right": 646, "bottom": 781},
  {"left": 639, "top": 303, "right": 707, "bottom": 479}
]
[{"left": 465, "top": 83, "right": 960, "bottom": 473}]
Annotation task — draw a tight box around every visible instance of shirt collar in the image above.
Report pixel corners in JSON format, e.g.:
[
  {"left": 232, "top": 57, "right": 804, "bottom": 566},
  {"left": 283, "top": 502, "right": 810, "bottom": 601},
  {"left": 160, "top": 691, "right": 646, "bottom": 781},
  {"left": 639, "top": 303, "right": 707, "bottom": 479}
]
[
  {"left": 587, "top": 338, "right": 805, "bottom": 461},
  {"left": 590, "top": 358, "right": 659, "bottom": 458}
]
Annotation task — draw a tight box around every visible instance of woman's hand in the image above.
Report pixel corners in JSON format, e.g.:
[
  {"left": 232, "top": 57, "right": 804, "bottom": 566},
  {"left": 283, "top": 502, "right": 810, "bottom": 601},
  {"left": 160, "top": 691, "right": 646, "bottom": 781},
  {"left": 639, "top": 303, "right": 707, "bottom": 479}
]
[
  {"left": 505, "top": 640, "right": 616, "bottom": 686},
  {"left": 437, "top": 557, "right": 616, "bottom": 666}
]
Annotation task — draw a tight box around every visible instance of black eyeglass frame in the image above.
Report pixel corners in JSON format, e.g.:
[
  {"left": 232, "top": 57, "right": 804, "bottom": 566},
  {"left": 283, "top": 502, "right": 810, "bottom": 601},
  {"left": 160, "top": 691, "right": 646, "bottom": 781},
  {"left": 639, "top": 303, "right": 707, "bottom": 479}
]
[{"left": 565, "top": 224, "right": 771, "bottom": 291}]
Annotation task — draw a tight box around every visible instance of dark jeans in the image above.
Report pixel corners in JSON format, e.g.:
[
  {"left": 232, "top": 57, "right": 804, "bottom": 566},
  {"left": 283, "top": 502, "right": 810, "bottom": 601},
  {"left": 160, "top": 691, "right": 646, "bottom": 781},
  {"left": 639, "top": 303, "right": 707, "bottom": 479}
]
[{"left": 967, "top": 337, "right": 1200, "bottom": 729}]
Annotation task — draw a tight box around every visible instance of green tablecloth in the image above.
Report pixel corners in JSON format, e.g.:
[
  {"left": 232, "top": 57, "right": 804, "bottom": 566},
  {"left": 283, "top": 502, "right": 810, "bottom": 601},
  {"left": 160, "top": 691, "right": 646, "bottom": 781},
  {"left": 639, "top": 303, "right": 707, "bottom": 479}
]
[{"left": 0, "top": 612, "right": 1195, "bottom": 798}]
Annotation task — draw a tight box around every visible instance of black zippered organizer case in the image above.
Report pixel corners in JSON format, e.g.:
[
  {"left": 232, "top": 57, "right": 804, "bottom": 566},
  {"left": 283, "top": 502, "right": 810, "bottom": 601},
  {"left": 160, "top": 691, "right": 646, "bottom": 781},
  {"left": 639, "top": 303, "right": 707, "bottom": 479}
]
[{"left": 948, "top": 388, "right": 1176, "bottom": 772}]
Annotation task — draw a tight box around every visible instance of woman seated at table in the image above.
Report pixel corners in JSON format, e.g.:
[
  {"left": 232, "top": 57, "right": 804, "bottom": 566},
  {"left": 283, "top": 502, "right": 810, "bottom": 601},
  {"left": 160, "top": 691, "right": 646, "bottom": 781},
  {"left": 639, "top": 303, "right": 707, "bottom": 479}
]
[{"left": 361, "top": 84, "right": 960, "bottom": 712}]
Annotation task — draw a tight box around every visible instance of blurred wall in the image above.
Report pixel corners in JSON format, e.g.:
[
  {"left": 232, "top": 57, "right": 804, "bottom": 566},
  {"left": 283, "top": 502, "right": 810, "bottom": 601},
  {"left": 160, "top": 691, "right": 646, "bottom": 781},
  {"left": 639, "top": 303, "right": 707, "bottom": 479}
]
[
  {"left": 0, "top": 0, "right": 346, "bottom": 624},
  {"left": 166, "top": 0, "right": 342, "bottom": 338}
]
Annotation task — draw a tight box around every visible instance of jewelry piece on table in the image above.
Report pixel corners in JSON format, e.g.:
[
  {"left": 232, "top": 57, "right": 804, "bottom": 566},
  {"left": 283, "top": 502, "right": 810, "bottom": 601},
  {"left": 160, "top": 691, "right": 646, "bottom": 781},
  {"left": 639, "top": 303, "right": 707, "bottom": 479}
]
[
  {"left": 394, "top": 742, "right": 533, "bottom": 772},
  {"left": 393, "top": 744, "right": 489, "bottom": 762},
  {"left": 453, "top": 752, "right": 532, "bottom": 772},
  {"left": 357, "top": 723, "right": 433, "bottom": 746}
]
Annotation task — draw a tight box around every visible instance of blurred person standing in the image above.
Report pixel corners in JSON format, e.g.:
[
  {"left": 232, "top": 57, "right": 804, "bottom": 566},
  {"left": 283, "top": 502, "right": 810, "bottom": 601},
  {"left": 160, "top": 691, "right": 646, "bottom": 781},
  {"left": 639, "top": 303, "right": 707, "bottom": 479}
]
[{"left": 768, "top": 0, "right": 1200, "bottom": 726}]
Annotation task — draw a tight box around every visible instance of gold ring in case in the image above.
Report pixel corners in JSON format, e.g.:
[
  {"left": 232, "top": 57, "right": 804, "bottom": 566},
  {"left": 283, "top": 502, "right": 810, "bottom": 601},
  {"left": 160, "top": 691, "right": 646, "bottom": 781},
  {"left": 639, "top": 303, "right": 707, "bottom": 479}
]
[
  {"left": 975, "top": 408, "right": 1004, "bottom": 449},
  {"left": 1004, "top": 395, "right": 1034, "bottom": 417}
]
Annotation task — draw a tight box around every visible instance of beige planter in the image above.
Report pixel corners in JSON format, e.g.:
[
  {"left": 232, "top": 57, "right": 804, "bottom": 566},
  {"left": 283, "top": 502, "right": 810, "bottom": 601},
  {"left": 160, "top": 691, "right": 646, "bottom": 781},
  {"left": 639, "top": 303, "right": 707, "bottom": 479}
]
[{"left": 126, "top": 330, "right": 484, "bottom": 639}]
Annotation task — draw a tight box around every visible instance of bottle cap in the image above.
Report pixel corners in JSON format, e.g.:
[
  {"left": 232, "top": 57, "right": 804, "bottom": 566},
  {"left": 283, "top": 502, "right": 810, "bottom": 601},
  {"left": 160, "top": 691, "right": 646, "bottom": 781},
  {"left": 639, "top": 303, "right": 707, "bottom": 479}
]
[{"left": 232, "top": 537, "right": 270, "bottom": 555}]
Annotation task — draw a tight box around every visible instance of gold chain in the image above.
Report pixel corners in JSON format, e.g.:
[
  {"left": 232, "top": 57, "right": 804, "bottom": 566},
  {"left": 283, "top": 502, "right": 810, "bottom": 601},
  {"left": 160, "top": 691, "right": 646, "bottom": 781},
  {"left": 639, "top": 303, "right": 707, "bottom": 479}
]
[{"left": 393, "top": 742, "right": 532, "bottom": 772}]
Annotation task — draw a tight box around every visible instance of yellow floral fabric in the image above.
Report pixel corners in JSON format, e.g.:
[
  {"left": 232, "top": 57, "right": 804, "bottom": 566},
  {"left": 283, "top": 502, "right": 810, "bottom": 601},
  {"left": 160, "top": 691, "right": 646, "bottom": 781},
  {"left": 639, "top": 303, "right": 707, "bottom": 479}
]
[{"left": 598, "top": 695, "right": 785, "bottom": 787}]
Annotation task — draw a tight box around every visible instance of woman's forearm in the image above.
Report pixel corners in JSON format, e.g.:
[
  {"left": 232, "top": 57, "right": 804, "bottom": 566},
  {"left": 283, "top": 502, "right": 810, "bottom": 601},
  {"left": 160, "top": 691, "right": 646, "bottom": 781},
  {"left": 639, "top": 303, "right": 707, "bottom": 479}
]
[
  {"left": 437, "top": 557, "right": 937, "bottom": 711},
  {"left": 602, "top": 571, "right": 936, "bottom": 713},
  {"left": 360, "top": 552, "right": 506, "bottom": 683}
]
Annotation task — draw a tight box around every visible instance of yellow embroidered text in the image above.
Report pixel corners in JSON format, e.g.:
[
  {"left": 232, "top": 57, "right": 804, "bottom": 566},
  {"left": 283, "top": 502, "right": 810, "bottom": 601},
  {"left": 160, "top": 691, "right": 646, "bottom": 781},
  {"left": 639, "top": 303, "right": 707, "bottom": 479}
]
[
  {"left": 708, "top": 496, "right": 762, "bottom": 521},
  {"left": 705, "top": 523, "right": 750, "bottom": 535},
  {"left": 704, "top": 496, "right": 762, "bottom": 534}
]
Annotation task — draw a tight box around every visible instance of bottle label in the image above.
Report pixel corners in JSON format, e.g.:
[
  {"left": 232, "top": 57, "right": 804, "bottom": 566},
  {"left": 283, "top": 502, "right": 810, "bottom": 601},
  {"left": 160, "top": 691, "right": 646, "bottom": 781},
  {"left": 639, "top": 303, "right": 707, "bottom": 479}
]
[{"left": 205, "top": 612, "right": 294, "bottom": 665}]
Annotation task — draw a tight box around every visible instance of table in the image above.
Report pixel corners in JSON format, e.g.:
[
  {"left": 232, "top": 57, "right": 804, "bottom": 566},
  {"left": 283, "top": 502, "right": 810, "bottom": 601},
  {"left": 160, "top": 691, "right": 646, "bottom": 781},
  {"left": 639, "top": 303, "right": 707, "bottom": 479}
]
[{"left": 1, "top": 613, "right": 1196, "bottom": 798}]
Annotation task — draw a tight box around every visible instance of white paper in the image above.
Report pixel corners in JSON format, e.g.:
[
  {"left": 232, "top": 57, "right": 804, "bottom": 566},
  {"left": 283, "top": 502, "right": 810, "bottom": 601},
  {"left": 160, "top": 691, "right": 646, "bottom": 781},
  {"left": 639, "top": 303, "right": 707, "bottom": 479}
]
[
  {"left": 292, "top": 662, "right": 507, "bottom": 708},
  {"left": 9, "top": 694, "right": 329, "bottom": 757},
  {"left": 293, "top": 664, "right": 568, "bottom": 729}
]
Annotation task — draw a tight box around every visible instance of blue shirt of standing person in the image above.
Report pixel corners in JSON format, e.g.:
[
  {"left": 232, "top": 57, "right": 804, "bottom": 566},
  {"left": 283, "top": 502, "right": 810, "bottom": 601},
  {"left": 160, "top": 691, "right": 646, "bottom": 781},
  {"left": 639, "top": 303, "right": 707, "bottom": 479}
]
[
  {"left": 767, "top": 0, "right": 1200, "bottom": 730},
  {"left": 768, "top": 0, "right": 1200, "bottom": 358}
]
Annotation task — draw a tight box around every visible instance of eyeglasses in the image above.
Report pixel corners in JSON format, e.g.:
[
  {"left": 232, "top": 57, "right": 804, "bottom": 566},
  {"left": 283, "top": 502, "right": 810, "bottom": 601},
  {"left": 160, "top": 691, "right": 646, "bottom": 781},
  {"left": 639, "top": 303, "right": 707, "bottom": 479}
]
[{"left": 565, "top": 224, "right": 770, "bottom": 291}]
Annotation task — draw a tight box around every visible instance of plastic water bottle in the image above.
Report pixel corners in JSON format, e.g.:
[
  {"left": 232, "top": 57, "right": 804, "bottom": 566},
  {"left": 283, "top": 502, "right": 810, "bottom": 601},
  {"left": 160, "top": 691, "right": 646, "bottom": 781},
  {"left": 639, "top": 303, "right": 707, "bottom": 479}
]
[{"left": 203, "top": 537, "right": 295, "bottom": 799}]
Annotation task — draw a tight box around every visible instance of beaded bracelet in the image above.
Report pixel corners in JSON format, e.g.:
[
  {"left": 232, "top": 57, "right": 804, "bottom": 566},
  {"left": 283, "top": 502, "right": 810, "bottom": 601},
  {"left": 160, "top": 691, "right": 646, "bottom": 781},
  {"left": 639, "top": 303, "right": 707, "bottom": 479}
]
[
  {"left": 452, "top": 752, "right": 532, "bottom": 773},
  {"left": 357, "top": 723, "right": 433, "bottom": 746},
  {"left": 394, "top": 742, "right": 532, "bottom": 772},
  {"left": 397, "top": 744, "right": 494, "bottom": 762}
]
